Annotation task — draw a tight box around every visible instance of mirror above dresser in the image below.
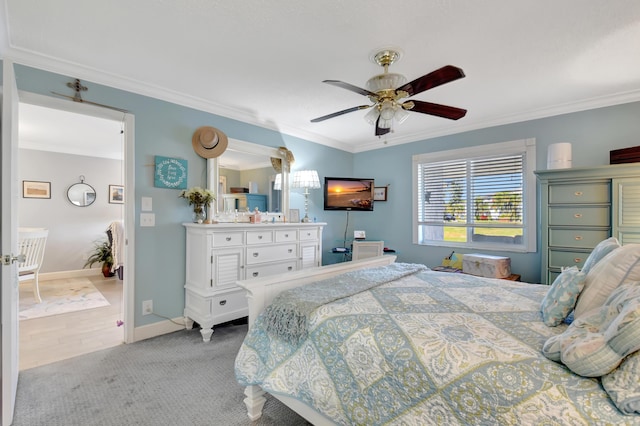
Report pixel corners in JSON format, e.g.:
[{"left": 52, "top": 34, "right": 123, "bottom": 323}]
[{"left": 207, "top": 139, "right": 291, "bottom": 221}]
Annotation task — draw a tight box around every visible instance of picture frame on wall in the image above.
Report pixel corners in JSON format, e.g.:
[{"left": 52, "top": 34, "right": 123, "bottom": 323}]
[
  {"left": 288, "top": 208, "right": 300, "bottom": 223},
  {"left": 109, "top": 185, "right": 124, "bottom": 204},
  {"left": 374, "top": 186, "right": 387, "bottom": 201},
  {"left": 23, "top": 180, "right": 51, "bottom": 199}
]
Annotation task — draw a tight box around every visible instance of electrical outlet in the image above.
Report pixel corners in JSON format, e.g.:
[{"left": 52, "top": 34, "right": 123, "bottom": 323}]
[
  {"left": 140, "top": 213, "right": 155, "bottom": 227},
  {"left": 142, "top": 300, "right": 153, "bottom": 315}
]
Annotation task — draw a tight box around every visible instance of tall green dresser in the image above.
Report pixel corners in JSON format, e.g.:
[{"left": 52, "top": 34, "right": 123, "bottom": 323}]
[{"left": 536, "top": 163, "right": 640, "bottom": 284}]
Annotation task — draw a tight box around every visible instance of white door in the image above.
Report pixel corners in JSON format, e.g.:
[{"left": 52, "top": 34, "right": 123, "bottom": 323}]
[{"left": 1, "top": 60, "right": 20, "bottom": 426}]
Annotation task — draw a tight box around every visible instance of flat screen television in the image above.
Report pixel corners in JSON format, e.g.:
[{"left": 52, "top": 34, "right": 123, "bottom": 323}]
[{"left": 324, "top": 177, "right": 374, "bottom": 211}]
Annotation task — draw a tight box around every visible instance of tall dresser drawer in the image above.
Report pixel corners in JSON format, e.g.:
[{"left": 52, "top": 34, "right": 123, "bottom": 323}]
[
  {"left": 549, "top": 182, "right": 610, "bottom": 204},
  {"left": 548, "top": 249, "right": 588, "bottom": 269},
  {"left": 246, "top": 243, "right": 297, "bottom": 264},
  {"left": 549, "top": 229, "right": 610, "bottom": 249},
  {"left": 548, "top": 206, "right": 610, "bottom": 227}
]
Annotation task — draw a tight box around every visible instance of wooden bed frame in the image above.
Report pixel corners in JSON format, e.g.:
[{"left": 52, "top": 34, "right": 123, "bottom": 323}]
[{"left": 236, "top": 255, "right": 397, "bottom": 424}]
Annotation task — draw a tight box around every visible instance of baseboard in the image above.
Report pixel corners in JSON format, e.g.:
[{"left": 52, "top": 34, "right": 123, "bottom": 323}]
[
  {"left": 133, "top": 316, "right": 188, "bottom": 342},
  {"left": 40, "top": 269, "right": 101, "bottom": 281}
]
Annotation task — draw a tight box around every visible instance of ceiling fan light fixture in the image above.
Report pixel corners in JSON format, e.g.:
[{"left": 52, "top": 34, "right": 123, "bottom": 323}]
[
  {"left": 364, "top": 107, "right": 380, "bottom": 125},
  {"left": 394, "top": 107, "right": 410, "bottom": 124},
  {"left": 379, "top": 100, "right": 396, "bottom": 121},
  {"left": 366, "top": 73, "right": 407, "bottom": 93}
]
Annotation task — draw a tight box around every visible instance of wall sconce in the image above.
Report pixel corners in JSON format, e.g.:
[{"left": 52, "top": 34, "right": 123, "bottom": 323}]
[{"left": 291, "top": 170, "right": 321, "bottom": 222}]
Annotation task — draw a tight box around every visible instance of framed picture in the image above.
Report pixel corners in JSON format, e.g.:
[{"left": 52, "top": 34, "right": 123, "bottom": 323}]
[
  {"left": 374, "top": 186, "right": 387, "bottom": 201},
  {"left": 23, "top": 180, "right": 51, "bottom": 199},
  {"left": 288, "top": 208, "right": 300, "bottom": 223},
  {"left": 109, "top": 185, "right": 124, "bottom": 204}
]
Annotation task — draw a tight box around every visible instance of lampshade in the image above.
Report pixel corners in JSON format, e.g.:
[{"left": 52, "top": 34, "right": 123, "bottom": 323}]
[
  {"left": 273, "top": 173, "right": 282, "bottom": 190},
  {"left": 291, "top": 170, "right": 321, "bottom": 189}
]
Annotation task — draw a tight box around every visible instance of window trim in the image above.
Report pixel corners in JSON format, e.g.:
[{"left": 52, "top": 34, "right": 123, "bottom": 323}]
[{"left": 412, "top": 138, "right": 537, "bottom": 252}]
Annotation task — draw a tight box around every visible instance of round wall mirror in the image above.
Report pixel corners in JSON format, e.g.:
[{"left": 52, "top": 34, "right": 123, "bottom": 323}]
[{"left": 67, "top": 178, "right": 96, "bottom": 207}]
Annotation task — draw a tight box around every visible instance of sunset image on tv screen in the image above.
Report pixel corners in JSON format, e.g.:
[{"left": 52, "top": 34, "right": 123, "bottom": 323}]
[{"left": 326, "top": 179, "right": 373, "bottom": 210}]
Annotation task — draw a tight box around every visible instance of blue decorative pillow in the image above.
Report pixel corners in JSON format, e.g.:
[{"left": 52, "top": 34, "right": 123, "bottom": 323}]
[
  {"left": 540, "top": 266, "right": 586, "bottom": 327},
  {"left": 581, "top": 237, "right": 620, "bottom": 275},
  {"left": 601, "top": 350, "right": 640, "bottom": 415}
]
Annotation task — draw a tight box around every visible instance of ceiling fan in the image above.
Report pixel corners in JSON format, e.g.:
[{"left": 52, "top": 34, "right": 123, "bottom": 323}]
[{"left": 310, "top": 49, "right": 467, "bottom": 136}]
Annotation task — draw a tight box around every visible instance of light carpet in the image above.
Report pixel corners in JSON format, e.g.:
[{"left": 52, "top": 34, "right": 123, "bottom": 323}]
[
  {"left": 13, "top": 321, "right": 310, "bottom": 426},
  {"left": 19, "top": 277, "right": 110, "bottom": 320}
]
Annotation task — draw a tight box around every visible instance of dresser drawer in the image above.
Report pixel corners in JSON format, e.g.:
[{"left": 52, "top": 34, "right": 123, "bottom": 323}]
[
  {"left": 212, "top": 232, "right": 244, "bottom": 247},
  {"left": 246, "top": 230, "right": 273, "bottom": 245},
  {"left": 299, "top": 228, "right": 319, "bottom": 241},
  {"left": 549, "top": 182, "right": 610, "bottom": 204},
  {"left": 211, "top": 290, "right": 248, "bottom": 322},
  {"left": 275, "top": 229, "right": 297, "bottom": 243},
  {"left": 246, "top": 243, "right": 297, "bottom": 264},
  {"left": 548, "top": 249, "right": 589, "bottom": 269},
  {"left": 246, "top": 261, "right": 297, "bottom": 279},
  {"left": 549, "top": 229, "right": 610, "bottom": 249},
  {"left": 548, "top": 206, "right": 610, "bottom": 227}
]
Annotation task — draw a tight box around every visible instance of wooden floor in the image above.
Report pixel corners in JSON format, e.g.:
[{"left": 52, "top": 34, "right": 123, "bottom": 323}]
[{"left": 19, "top": 274, "right": 124, "bottom": 371}]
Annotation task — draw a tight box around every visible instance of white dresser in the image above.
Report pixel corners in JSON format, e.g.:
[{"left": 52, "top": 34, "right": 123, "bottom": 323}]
[{"left": 183, "top": 222, "right": 325, "bottom": 341}]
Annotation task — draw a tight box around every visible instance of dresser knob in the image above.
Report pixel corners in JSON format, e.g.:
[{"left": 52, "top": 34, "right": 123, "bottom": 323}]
[
  {"left": 288, "top": 249, "right": 293, "bottom": 253},
  {"left": 574, "top": 213, "right": 583, "bottom": 218},
  {"left": 287, "top": 266, "right": 293, "bottom": 271},
  {"left": 574, "top": 257, "right": 583, "bottom": 263},
  {"left": 225, "top": 237, "right": 231, "bottom": 241},
  {"left": 284, "top": 233, "right": 289, "bottom": 237},
  {"left": 252, "top": 272, "right": 259, "bottom": 277},
  {"left": 574, "top": 191, "right": 583, "bottom": 196},
  {"left": 575, "top": 236, "right": 583, "bottom": 241},
  {"left": 258, "top": 235, "right": 263, "bottom": 239},
  {"left": 219, "top": 300, "right": 227, "bottom": 306},
  {"left": 253, "top": 252, "right": 259, "bottom": 257}
]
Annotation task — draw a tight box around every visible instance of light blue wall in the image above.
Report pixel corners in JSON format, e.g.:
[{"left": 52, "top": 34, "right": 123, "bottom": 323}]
[
  {"left": 353, "top": 101, "right": 640, "bottom": 283},
  {"left": 11, "top": 63, "right": 640, "bottom": 326},
  {"left": 13, "top": 64, "right": 353, "bottom": 327}
]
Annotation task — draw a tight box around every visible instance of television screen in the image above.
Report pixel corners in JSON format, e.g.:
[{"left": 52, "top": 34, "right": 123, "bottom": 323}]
[{"left": 324, "top": 177, "right": 374, "bottom": 211}]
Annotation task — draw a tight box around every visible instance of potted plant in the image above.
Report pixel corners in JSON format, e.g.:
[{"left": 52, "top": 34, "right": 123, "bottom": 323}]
[{"left": 84, "top": 239, "right": 114, "bottom": 277}]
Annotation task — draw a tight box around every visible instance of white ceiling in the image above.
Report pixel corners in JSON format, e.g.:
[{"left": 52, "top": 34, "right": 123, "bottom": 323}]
[{"left": 3, "top": 1, "right": 640, "bottom": 153}]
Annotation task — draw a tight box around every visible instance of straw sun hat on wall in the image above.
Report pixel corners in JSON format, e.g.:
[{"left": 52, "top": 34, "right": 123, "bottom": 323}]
[{"left": 191, "top": 126, "right": 228, "bottom": 159}]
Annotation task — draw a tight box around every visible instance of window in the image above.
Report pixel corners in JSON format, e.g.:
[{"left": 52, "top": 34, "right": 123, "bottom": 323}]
[{"left": 413, "top": 139, "right": 536, "bottom": 252}]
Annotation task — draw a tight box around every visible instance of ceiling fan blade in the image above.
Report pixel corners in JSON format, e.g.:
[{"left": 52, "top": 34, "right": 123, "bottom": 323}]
[
  {"left": 408, "top": 100, "right": 467, "bottom": 120},
  {"left": 396, "top": 65, "right": 465, "bottom": 97},
  {"left": 310, "top": 105, "right": 371, "bottom": 123},
  {"left": 375, "top": 116, "right": 391, "bottom": 136},
  {"left": 323, "top": 80, "right": 378, "bottom": 98}
]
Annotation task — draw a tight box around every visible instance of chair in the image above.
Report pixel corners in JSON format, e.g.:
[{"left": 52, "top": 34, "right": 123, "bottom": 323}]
[
  {"left": 18, "top": 228, "right": 49, "bottom": 303},
  {"left": 351, "top": 240, "right": 384, "bottom": 261}
]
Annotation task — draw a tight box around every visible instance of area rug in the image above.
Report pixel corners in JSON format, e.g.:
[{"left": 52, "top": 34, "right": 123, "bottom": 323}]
[{"left": 19, "top": 278, "right": 110, "bottom": 320}]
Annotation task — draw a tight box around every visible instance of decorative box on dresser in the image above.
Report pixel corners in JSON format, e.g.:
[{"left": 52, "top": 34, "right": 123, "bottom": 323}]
[
  {"left": 536, "top": 163, "right": 640, "bottom": 284},
  {"left": 183, "top": 222, "right": 325, "bottom": 341}
]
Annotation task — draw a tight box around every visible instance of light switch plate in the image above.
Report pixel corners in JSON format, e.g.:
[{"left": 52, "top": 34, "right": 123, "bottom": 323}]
[{"left": 141, "top": 197, "right": 153, "bottom": 211}]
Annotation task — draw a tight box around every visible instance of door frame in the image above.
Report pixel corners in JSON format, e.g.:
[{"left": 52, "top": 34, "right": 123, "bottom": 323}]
[
  {"left": 18, "top": 91, "right": 135, "bottom": 344},
  {"left": 2, "top": 58, "right": 20, "bottom": 426}
]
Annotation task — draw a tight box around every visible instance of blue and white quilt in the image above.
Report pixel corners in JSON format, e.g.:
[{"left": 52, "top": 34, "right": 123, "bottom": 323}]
[{"left": 235, "top": 267, "right": 640, "bottom": 425}]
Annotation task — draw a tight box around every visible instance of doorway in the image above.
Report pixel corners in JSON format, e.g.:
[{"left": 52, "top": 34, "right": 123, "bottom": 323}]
[{"left": 17, "top": 91, "right": 134, "bottom": 368}]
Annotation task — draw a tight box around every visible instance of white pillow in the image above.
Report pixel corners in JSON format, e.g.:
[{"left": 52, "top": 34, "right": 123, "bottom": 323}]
[
  {"left": 581, "top": 237, "right": 620, "bottom": 275},
  {"left": 573, "top": 244, "right": 640, "bottom": 319}
]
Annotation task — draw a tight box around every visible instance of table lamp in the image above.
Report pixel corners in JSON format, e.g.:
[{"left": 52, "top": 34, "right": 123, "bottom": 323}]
[{"left": 292, "top": 170, "right": 321, "bottom": 222}]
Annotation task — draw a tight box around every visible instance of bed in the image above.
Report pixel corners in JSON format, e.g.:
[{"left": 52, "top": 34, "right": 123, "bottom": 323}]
[{"left": 234, "top": 243, "right": 640, "bottom": 425}]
